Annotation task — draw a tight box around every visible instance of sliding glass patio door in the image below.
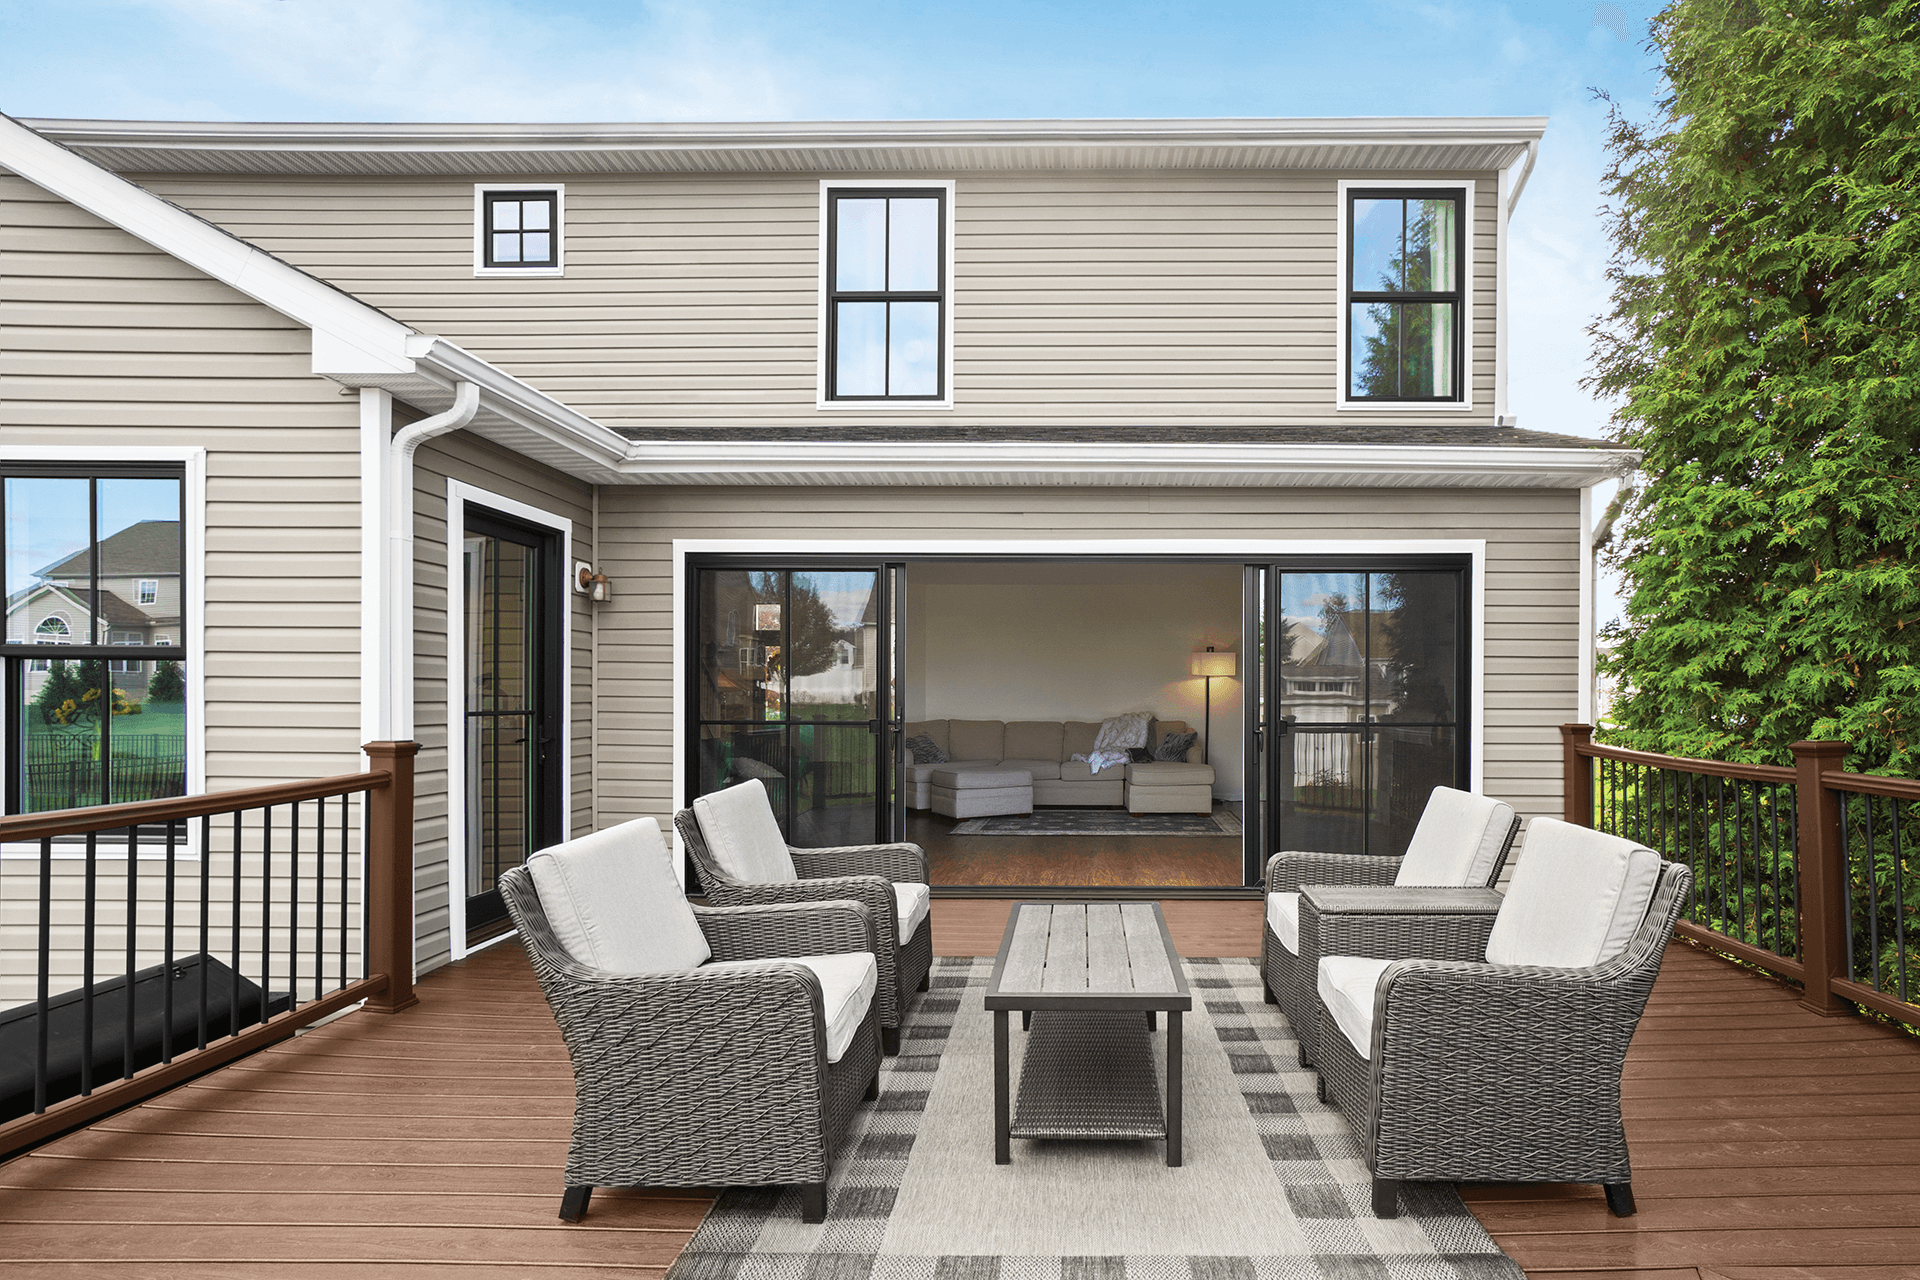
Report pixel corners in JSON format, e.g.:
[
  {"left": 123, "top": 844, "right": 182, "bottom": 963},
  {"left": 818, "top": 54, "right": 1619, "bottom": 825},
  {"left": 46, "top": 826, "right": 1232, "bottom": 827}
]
[
  {"left": 1245, "top": 558, "right": 1469, "bottom": 876},
  {"left": 690, "top": 561, "right": 903, "bottom": 850}
]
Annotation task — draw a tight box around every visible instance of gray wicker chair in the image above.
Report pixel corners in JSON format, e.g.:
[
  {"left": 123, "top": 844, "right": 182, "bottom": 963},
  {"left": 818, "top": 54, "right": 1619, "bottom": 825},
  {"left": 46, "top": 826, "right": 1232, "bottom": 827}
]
[
  {"left": 499, "top": 817, "right": 882, "bottom": 1225},
  {"left": 1311, "top": 817, "right": 1694, "bottom": 1219},
  {"left": 1261, "top": 786, "right": 1518, "bottom": 1066},
  {"left": 676, "top": 778, "right": 934, "bottom": 1055}
]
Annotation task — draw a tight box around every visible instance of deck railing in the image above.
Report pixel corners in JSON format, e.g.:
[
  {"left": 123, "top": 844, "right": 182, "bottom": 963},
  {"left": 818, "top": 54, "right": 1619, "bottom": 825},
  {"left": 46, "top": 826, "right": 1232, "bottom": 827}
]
[
  {"left": 1563, "top": 725, "right": 1920, "bottom": 1030},
  {"left": 0, "top": 741, "right": 418, "bottom": 1155}
]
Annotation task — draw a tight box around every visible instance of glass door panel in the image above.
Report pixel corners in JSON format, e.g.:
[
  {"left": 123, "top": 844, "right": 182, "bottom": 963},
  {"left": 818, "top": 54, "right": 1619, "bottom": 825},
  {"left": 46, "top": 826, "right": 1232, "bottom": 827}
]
[{"left": 1277, "top": 572, "right": 1369, "bottom": 858}]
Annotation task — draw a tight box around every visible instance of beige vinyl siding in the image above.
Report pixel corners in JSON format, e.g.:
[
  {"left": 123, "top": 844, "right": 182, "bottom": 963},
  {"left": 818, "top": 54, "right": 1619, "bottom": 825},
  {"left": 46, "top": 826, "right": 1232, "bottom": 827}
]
[
  {"left": 591, "top": 484, "right": 1577, "bottom": 851},
  {"left": 3, "top": 167, "right": 371, "bottom": 1000},
  {"left": 409, "top": 432, "right": 594, "bottom": 973},
  {"left": 136, "top": 171, "right": 1500, "bottom": 430}
]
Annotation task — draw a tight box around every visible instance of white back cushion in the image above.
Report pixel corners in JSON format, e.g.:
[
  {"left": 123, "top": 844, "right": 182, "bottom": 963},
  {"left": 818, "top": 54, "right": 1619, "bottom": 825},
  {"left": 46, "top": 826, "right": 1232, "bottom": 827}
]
[
  {"left": 1394, "top": 787, "right": 1516, "bottom": 888},
  {"left": 693, "top": 779, "right": 798, "bottom": 883},
  {"left": 527, "top": 817, "right": 711, "bottom": 972},
  {"left": 1485, "top": 817, "right": 1663, "bottom": 968}
]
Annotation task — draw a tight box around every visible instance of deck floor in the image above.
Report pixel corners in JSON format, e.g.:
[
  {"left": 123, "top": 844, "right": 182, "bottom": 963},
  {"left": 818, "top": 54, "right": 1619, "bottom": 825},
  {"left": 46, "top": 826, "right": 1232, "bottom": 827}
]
[{"left": 1, "top": 900, "right": 1914, "bottom": 1278}]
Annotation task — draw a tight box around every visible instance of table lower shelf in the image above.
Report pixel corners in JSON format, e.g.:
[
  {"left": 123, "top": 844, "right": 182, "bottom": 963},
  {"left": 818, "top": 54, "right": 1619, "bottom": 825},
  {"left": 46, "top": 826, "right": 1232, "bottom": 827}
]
[{"left": 1009, "top": 1010, "right": 1166, "bottom": 1141}]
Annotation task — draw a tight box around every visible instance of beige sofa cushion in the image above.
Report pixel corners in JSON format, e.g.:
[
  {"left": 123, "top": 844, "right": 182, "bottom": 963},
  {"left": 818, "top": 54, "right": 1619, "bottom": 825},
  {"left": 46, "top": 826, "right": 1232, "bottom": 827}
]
[
  {"left": 902, "top": 719, "right": 951, "bottom": 757},
  {"left": 1062, "top": 721, "right": 1100, "bottom": 758},
  {"left": 1058, "top": 759, "right": 1098, "bottom": 783},
  {"left": 948, "top": 720, "right": 1005, "bottom": 762},
  {"left": 1126, "top": 760, "right": 1214, "bottom": 786},
  {"left": 999, "top": 758, "right": 1063, "bottom": 781},
  {"left": 1003, "top": 721, "right": 1064, "bottom": 761}
]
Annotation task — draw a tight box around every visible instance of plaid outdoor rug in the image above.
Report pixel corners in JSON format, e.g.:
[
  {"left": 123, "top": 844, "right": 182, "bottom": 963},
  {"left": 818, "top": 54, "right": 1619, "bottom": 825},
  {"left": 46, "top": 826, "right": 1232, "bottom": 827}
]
[
  {"left": 952, "top": 809, "right": 1243, "bottom": 838},
  {"left": 668, "top": 956, "right": 1523, "bottom": 1280}
]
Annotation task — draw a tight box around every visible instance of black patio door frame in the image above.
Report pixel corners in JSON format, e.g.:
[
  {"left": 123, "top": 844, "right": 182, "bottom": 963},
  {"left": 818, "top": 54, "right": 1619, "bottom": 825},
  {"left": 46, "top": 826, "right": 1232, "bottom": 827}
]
[
  {"left": 1243, "top": 554, "right": 1472, "bottom": 884},
  {"left": 685, "top": 556, "right": 903, "bottom": 858},
  {"left": 463, "top": 505, "right": 566, "bottom": 935}
]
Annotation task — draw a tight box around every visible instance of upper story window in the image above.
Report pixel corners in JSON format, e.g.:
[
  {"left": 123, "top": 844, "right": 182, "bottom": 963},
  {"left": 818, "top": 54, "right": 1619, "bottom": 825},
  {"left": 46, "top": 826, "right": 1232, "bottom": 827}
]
[
  {"left": 821, "top": 184, "right": 952, "bottom": 405},
  {"left": 1342, "top": 186, "right": 1468, "bottom": 405},
  {"left": 136, "top": 578, "right": 157, "bottom": 604},
  {"left": 474, "top": 185, "right": 564, "bottom": 277}
]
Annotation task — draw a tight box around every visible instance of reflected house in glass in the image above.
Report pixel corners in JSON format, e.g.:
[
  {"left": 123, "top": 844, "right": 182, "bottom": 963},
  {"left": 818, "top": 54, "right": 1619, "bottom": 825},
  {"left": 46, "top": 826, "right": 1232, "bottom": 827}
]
[{"left": 7, "top": 519, "right": 183, "bottom": 702}]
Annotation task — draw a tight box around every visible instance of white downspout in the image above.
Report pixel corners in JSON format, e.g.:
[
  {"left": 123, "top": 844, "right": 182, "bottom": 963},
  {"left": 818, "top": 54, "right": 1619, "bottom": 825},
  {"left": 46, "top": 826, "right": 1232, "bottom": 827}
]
[
  {"left": 1494, "top": 139, "right": 1538, "bottom": 428},
  {"left": 385, "top": 381, "right": 480, "bottom": 739}
]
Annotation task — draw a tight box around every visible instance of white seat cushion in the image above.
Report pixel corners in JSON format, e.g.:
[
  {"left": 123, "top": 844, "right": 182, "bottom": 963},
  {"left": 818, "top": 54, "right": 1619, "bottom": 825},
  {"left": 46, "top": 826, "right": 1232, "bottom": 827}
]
[
  {"left": 1394, "top": 786, "right": 1517, "bottom": 888},
  {"left": 706, "top": 950, "right": 876, "bottom": 1063},
  {"left": 1318, "top": 955, "right": 1394, "bottom": 1061},
  {"left": 692, "top": 778, "right": 798, "bottom": 884},
  {"left": 1485, "top": 817, "right": 1663, "bottom": 968},
  {"left": 1266, "top": 891, "right": 1301, "bottom": 954},
  {"left": 906, "top": 759, "right": 997, "bottom": 786},
  {"left": 526, "top": 817, "right": 712, "bottom": 973},
  {"left": 893, "top": 882, "right": 931, "bottom": 946}
]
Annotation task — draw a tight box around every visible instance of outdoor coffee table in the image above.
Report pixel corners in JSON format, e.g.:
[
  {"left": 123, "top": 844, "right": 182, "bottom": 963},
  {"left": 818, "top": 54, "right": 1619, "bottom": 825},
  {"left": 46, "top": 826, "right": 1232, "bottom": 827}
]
[{"left": 984, "top": 901, "right": 1193, "bottom": 1166}]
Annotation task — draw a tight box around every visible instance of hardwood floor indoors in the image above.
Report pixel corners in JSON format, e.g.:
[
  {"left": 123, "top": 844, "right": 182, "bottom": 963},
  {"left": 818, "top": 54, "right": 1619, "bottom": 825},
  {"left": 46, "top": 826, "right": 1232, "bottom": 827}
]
[{"left": 912, "top": 805, "right": 1245, "bottom": 888}]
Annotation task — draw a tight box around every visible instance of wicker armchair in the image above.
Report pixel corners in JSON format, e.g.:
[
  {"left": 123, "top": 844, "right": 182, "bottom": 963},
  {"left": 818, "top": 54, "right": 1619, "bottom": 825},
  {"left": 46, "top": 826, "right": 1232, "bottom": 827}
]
[
  {"left": 676, "top": 778, "right": 933, "bottom": 1054},
  {"left": 1261, "top": 786, "right": 1518, "bottom": 1066},
  {"left": 1311, "top": 817, "right": 1694, "bottom": 1219},
  {"left": 499, "top": 817, "right": 882, "bottom": 1225}
]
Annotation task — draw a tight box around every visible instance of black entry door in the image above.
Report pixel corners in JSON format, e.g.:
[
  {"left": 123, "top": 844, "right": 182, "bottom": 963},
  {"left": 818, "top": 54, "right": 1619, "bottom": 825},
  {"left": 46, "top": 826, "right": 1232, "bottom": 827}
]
[
  {"left": 463, "top": 507, "right": 564, "bottom": 938},
  {"left": 1248, "top": 559, "right": 1469, "bottom": 871},
  {"left": 690, "top": 562, "right": 900, "bottom": 850}
]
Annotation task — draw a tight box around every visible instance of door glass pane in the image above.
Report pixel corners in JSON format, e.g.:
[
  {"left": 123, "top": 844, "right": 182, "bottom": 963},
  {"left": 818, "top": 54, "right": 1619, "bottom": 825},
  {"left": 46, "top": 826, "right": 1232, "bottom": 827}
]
[
  {"left": 1370, "top": 571, "right": 1458, "bottom": 722},
  {"left": 887, "top": 197, "right": 939, "bottom": 291},
  {"left": 698, "top": 569, "right": 768, "bottom": 723},
  {"left": 1371, "top": 725, "right": 1458, "bottom": 858},
  {"left": 471, "top": 711, "right": 534, "bottom": 898},
  {"left": 888, "top": 301, "right": 939, "bottom": 396},
  {"left": 1278, "top": 573, "right": 1369, "bottom": 858},
  {"left": 473, "top": 539, "right": 532, "bottom": 711},
  {"left": 792, "top": 723, "right": 877, "bottom": 847},
  {"left": 699, "top": 723, "right": 792, "bottom": 833},
  {"left": 787, "top": 570, "right": 879, "bottom": 717},
  {"left": 835, "top": 198, "right": 887, "bottom": 291},
  {"left": 836, "top": 301, "right": 887, "bottom": 396}
]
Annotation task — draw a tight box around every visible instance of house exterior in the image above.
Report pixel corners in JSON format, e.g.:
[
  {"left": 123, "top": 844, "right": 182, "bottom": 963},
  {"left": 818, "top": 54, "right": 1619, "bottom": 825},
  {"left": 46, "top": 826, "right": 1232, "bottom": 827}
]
[{"left": 0, "top": 112, "right": 1632, "bottom": 982}]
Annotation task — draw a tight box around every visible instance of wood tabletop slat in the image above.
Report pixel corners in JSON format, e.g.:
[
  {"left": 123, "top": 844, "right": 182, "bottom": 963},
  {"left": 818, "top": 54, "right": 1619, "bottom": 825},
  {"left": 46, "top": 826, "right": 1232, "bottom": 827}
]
[
  {"left": 997, "top": 904, "right": 1051, "bottom": 993},
  {"left": 1121, "top": 902, "right": 1177, "bottom": 993},
  {"left": 1040, "top": 904, "right": 1088, "bottom": 992},
  {"left": 1083, "top": 904, "right": 1132, "bottom": 991}
]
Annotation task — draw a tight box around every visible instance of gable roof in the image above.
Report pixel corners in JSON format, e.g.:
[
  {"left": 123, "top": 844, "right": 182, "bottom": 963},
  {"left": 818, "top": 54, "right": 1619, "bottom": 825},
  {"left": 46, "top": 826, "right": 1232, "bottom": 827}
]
[{"left": 38, "top": 520, "right": 182, "bottom": 580}]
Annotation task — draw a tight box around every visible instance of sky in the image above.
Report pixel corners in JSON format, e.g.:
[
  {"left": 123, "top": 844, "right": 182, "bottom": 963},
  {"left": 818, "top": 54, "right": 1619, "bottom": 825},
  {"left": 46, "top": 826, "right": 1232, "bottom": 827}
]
[{"left": 0, "top": 0, "right": 1664, "bottom": 624}]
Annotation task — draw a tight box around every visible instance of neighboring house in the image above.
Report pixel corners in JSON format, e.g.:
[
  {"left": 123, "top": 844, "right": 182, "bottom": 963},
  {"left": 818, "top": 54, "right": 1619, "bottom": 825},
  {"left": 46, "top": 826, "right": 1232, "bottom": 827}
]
[
  {"left": 7, "top": 518, "right": 183, "bottom": 697},
  {"left": 0, "top": 112, "right": 1632, "bottom": 979}
]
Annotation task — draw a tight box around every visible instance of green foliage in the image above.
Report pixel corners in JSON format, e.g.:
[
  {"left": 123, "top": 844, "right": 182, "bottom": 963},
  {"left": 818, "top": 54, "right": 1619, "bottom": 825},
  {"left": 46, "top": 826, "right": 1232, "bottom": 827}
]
[
  {"left": 1589, "top": 0, "right": 1920, "bottom": 775},
  {"left": 148, "top": 659, "right": 184, "bottom": 703}
]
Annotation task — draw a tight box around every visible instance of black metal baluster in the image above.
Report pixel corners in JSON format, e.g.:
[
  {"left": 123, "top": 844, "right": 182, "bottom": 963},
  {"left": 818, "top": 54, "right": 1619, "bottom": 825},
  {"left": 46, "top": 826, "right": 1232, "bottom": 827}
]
[
  {"left": 1768, "top": 782, "right": 1784, "bottom": 959},
  {"left": 289, "top": 798, "right": 301, "bottom": 1011},
  {"left": 124, "top": 821, "right": 139, "bottom": 1081},
  {"left": 164, "top": 818, "right": 177, "bottom": 1066},
  {"left": 339, "top": 794, "right": 349, "bottom": 990},
  {"left": 1889, "top": 795, "right": 1909, "bottom": 1004},
  {"left": 35, "top": 835, "right": 53, "bottom": 1116},
  {"left": 230, "top": 809, "right": 242, "bottom": 1036},
  {"left": 1735, "top": 777, "right": 1749, "bottom": 946},
  {"left": 199, "top": 814, "right": 211, "bottom": 1050},
  {"left": 1861, "top": 798, "right": 1882, "bottom": 992},
  {"left": 261, "top": 803, "right": 273, "bottom": 1027},
  {"left": 82, "top": 829, "right": 97, "bottom": 1096},
  {"left": 1714, "top": 775, "right": 1730, "bottom": 937},
  {"left": 314, "top": 794, "right": 327, "bottom": 998}
]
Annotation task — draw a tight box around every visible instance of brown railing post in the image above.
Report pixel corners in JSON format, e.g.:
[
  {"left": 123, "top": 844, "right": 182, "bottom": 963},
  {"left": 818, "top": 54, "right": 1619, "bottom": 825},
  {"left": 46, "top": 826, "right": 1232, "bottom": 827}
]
[
  {"left": 1561, "top": 723, "right": 1595, "bottom": 826},
  {"left": 362, "top": 740, "right": 420, "bottom": 1015},
  {"left": 1792, "top": 740, "right": 1851, "bottom": 1018}
]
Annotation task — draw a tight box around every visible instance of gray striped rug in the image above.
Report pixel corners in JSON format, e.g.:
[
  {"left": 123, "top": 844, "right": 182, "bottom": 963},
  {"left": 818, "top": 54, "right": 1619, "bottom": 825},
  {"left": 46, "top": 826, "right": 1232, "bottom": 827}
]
[{"left": 668, "top": 956, "right": 1523, "bottom": 1280}]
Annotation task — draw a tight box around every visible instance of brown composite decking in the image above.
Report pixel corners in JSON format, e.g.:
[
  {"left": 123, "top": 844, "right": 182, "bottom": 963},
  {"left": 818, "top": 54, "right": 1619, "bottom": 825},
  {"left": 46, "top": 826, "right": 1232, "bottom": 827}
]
[{"left": 1, "top": 899, "right": 1915, "bottom": 1278}]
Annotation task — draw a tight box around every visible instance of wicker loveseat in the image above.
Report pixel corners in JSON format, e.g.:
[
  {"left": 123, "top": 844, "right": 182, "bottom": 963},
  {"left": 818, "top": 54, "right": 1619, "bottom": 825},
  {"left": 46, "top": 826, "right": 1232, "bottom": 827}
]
[
  {"left": 1261, "top": 785, "right": 1518, "bottom": 1066},
  {"left": 1311, "top": 816, "right": 1693, "bottom": 1218},
  {"left": 676, "top": 778, "right": 934, "bottom": 1054},
  {"left": 499, "top": 815, "right": 882, "bottom": 1225}
]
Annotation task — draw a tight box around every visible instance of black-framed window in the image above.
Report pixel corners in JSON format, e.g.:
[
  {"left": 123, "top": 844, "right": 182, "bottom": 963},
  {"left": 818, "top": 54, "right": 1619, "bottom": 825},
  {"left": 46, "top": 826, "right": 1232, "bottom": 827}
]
[
  {"left": 3, "top": 464, "right": 187, "bottom": 813},
  {"left": 480, "top": 189, "right": 560, "bottom": 269},
  {"left": 1346, "top": 189, "right": 1464, "bottom": 401},
  {"left": 826, "top": 188, "right": 946, "bottom": 400}
]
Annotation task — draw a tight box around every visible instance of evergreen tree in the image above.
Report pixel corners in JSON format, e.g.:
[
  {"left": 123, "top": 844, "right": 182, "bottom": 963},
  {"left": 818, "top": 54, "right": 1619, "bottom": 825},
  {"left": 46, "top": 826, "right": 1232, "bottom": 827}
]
[
  {"left": 148, "top": 659, "right": 185, "bottom": 703},
  {"left": 1588, "top": 0, "right": 1920, "bottom": 774}
]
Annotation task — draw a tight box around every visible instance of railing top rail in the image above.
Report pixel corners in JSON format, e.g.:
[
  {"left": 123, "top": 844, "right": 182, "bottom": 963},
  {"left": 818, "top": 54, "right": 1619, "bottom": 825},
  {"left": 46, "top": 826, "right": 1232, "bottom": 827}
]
[
  {"left": 1572, "top": 738, "right": 1796, "bottom": 784},
  {"left": 1823, "top": 770, "right": 1920, "bottom": 802},
  {"left": 0, "top": 768, "right": 393, "bottom": 842}
]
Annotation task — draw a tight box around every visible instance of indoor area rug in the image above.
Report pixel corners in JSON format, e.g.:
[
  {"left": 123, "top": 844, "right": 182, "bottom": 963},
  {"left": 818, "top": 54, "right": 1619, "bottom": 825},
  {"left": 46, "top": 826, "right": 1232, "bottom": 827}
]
[
  {"left": 667, "top": 955, "right": 1523, "bottom": 1280},
  {"left": 951, "top": 809, "right": 1243, "bottom": 838}
]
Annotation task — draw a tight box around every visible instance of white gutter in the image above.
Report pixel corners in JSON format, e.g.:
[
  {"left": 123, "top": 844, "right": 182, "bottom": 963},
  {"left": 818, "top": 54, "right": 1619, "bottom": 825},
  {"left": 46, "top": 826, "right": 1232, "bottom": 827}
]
[
  {"left": 384, "top": 381, "right": 480, "bottom": 739},
  {"left": 1504, "top": 138, "right": 1539, "bottom": 215}
]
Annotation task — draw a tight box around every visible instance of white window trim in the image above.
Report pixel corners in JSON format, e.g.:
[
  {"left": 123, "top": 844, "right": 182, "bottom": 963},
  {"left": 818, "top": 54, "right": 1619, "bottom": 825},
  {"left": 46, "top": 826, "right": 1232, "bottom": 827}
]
[
  {"left": 1335, "top": 178, "right": 1475, "bottom": 413},
  {"left": 815, "top": 178, "right": 957, "bottom": 411},
  {"left": 2, "top": 445, "right": 207, "bottom": 858},
  {"left": 473, "top": 183, "right": 566, "bottom": 278},
  {"left": 443, "top": 479, "right": 574, "bottom": 959},
  {"left": 136, "top": 578, "right": 158, "bottom": 604},
  {"left": 669, "top": 536, "right": 1487, "bottom": 883}
]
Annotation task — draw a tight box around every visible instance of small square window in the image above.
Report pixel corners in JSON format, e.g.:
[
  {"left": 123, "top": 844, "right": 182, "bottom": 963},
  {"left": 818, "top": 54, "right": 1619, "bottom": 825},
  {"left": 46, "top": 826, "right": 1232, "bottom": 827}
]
[
  {"left": 475, "top": 186, "right": 564, "bottom": 275},
  {"left": 137, "top": 579, "right": 158, "bottom": 605}
]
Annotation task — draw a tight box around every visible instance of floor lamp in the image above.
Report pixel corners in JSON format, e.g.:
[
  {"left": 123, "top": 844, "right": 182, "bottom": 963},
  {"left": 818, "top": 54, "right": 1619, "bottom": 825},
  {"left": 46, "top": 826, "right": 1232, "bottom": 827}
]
[{"left": 1190, "top": 647, "right": 1237, "bottom": 764}]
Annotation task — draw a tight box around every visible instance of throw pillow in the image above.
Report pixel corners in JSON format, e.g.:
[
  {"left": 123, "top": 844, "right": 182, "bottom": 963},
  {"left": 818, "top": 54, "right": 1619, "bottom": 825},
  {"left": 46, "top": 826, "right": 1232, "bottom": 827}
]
[
  {"left": 1092, "top": 711, "right": 1153, "bottom": 753},
  {"left": 1127, "top": 747, "right": 1155, "bottom": 763},
  {"left": 1154, "top": 730, "right": 1198, "bottom": 762},
  {"left": 905, "top": 733, "right": 949, "bottom": 765}
]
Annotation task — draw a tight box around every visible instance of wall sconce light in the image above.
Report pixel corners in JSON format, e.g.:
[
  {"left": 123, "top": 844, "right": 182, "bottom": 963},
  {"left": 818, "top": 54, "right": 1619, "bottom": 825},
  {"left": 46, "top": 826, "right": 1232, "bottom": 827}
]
[{"left": 576, "top": 564, "right": 614, "bottom": 602}]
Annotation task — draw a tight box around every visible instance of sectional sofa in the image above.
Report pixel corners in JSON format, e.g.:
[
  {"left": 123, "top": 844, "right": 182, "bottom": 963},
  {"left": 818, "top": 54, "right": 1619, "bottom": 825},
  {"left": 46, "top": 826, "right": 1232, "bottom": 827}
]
[{"left": 900, "top": 717, "right": 1215, "bottom": 814}]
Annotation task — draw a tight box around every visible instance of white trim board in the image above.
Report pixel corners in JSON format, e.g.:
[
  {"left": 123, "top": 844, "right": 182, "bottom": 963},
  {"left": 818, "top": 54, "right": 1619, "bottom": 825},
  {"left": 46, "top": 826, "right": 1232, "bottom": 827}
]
[
  {"left": 442, "top": 480, "right": 574, "bottom": 960},
  {"left": 670, "top": 537, "right": 1490, "bottom": 877},
  {"left": 2, "top": 445, "right": 206, "bottom": 858},
  {"left": 1334, "top": 178, "right": 1476, "bottom": 413}
]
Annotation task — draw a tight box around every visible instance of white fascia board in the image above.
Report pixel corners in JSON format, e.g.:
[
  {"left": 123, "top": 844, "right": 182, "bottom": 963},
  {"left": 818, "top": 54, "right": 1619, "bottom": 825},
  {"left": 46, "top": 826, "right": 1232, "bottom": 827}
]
[
  {"left": 613, "top": 440, "right": 1639, "bottom": 488},
  {"left": 411, "top": 339, "right": 631, "bottom": 467},
  {"left": 0, "top": 112, "right": 417, "bottom": 376}
]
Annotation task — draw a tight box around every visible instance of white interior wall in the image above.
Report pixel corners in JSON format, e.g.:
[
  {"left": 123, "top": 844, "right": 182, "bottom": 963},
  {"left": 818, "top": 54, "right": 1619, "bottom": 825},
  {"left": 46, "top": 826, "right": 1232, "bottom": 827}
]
[{"left": 904, "top": 560, "right": 1244, "bottom": 799}]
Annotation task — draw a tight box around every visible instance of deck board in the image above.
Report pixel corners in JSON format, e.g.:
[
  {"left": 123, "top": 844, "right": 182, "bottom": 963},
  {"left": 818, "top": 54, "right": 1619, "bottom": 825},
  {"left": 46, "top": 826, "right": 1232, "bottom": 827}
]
[{"left": 3, "top": 904, "right": 1916, "bottom": 1277}]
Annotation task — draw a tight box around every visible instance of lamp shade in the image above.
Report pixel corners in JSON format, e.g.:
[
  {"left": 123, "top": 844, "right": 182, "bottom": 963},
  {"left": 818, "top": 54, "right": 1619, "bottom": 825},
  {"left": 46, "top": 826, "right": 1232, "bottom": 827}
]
[{"left": 1190, "top": 650, "right": 1237, "bottom": 678}]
